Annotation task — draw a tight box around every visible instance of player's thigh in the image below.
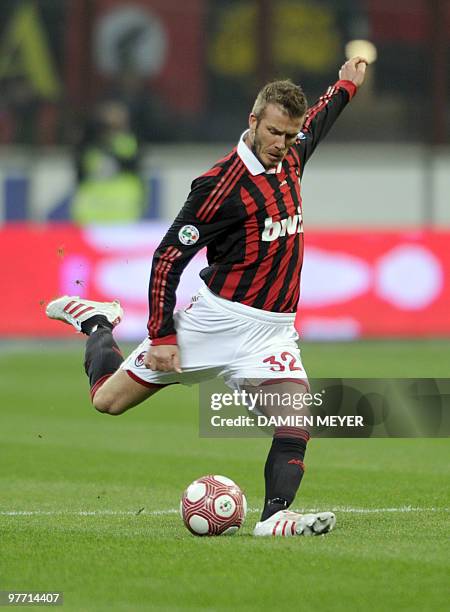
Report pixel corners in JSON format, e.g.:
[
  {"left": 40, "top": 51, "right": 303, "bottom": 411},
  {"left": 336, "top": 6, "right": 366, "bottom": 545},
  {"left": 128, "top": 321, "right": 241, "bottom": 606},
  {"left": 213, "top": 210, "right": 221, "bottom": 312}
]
[{"left": 93, "top": 368, "right": 166, "bottom": 415}]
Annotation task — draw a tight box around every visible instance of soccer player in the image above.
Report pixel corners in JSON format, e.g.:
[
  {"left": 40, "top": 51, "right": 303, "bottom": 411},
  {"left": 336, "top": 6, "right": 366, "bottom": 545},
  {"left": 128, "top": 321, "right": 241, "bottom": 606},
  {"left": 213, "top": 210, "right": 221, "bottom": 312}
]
[{"left": 47, "top": 57, "right": 367, "bottom": 537}]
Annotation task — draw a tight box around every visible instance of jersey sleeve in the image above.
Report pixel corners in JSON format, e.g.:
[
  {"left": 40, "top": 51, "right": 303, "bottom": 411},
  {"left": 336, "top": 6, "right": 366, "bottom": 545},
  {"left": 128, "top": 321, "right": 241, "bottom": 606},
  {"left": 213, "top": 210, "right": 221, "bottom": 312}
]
[
  {"left": 147, "top": 173, "right": 238, "bottom": 344},
  {"left": 295, "top": 80, "right": 357, "bottom": 176}
]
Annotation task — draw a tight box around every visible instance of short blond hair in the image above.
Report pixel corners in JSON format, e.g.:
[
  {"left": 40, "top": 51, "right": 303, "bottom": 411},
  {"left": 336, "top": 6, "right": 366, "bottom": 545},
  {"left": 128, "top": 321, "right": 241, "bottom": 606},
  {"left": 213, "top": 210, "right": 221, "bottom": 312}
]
[{"left": 252, "top": 79, "right": 307, "bottom": 120}]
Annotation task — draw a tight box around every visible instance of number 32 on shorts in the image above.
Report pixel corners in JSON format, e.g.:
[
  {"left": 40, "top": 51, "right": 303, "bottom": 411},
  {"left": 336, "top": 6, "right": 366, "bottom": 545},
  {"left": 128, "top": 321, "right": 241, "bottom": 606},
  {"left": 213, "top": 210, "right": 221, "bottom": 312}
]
[{"left": 263, "top": 352, "right": 303, "bottom": 372}]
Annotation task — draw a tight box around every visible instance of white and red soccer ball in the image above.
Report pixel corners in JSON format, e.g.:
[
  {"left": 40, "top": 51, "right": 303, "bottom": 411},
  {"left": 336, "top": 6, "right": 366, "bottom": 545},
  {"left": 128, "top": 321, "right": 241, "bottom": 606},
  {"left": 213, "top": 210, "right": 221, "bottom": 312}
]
[{"left": 180, "top": 475, "right": 247, "bottom": 536}]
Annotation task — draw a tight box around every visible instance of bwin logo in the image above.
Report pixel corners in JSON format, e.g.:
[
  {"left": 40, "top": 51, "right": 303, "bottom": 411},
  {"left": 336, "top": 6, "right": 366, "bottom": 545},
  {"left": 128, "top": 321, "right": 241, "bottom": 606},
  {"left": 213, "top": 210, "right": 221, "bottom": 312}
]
[{"left": 261, "top": 208, "right": 304, "bottom": 241}]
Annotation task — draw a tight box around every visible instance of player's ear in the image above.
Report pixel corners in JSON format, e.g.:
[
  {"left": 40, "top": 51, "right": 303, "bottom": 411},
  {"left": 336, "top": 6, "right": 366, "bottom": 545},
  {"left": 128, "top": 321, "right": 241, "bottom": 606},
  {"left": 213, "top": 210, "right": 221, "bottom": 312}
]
[{"left": 249, "top": 113, "right": 258, "bottom": 131}]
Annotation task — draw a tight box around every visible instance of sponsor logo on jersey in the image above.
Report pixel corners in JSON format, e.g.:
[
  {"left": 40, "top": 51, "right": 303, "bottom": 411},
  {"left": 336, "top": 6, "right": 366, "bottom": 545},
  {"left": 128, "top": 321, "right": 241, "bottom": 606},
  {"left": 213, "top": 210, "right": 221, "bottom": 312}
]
[
  {"left": 178, "top": 224, "right": 200, "bottom": 245},
  {"left": 261, "top": 207, "right": 304, "bottom": 241}
]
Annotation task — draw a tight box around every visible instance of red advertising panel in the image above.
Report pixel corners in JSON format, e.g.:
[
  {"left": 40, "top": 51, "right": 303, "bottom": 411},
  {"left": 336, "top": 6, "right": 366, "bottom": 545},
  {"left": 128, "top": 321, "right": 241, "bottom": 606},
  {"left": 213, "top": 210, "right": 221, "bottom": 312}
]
[
  {"left": 0, "top": 223, "right": 205, "bottom": 339},
  {"left": 1, "top": 225, "right": 449, "bottom": 340},
  {"left": 298, "top": 231, "right": 450, "bottom": 339}
]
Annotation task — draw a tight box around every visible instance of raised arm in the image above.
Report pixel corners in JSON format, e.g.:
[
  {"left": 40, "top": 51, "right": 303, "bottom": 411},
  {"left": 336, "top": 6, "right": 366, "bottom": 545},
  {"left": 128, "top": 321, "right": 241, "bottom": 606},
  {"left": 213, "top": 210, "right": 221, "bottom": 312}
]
[{"left": 297, "top": 56, "right": 367, "bottom": 172}]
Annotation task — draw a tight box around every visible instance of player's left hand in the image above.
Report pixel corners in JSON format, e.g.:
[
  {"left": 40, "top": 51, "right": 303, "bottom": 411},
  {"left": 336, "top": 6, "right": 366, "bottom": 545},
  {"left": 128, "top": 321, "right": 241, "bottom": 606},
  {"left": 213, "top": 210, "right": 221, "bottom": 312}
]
[
  {"left": 144, "top": 344, "right": 182, "bottom": 373},
  {"left": 339, "top": 56, "right": 368, "bottom": 87}
]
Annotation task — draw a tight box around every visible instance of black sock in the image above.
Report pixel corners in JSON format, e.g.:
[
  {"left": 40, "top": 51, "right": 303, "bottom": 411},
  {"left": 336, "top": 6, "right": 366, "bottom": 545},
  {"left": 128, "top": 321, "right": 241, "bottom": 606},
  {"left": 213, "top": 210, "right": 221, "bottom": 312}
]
[
  {"left": 261, "top": 436, "right": 307, "bottom": 521},
  {"left": 81, "top": 315, "right": 113, "bottom": 336},
  {"left": 84, "top": 327, "right": 124, "bottom": 391}
]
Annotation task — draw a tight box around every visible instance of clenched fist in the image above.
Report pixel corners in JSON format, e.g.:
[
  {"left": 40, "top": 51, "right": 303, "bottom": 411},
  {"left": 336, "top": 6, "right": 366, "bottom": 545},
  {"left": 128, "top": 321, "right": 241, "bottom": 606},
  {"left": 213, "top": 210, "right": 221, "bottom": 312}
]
[
  {"left": 339, "top": 56, "right": 368, "bottom": 88},
  {"left": 144, "top": 344, "right": 182, "bottom": 373}
]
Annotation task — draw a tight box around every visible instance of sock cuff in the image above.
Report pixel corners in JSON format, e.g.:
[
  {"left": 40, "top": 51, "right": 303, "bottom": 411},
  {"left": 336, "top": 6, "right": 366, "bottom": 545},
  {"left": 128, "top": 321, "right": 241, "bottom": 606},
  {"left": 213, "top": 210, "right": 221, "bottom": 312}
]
[
  {"left": 274, "top": 426, "right": 310, "bottom": 442},
  {"left": 90, "top": 374, "right": 112, "bottom": 401}
]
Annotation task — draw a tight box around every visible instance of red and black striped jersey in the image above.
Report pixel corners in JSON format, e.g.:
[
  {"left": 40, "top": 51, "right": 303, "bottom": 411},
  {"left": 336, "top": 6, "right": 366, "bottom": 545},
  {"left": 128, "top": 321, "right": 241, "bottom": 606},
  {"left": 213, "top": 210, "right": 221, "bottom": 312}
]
[{"left": 148, "top": 80, "right": 357, "bottom": 344}]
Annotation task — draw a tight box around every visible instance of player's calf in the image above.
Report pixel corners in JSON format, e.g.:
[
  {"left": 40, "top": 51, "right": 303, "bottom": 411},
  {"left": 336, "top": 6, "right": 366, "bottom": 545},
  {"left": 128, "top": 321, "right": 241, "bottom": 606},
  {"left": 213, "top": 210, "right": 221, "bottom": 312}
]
[{"left": 261, "top": 429, "right": 309, "bottom": 520}]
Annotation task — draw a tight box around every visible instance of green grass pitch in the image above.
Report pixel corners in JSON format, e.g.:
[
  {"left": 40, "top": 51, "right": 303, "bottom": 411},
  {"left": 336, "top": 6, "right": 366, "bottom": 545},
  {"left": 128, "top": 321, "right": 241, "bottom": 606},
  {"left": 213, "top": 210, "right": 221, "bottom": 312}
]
[{"left": 1, "top": 340, "right": 449, "bottom": 611}]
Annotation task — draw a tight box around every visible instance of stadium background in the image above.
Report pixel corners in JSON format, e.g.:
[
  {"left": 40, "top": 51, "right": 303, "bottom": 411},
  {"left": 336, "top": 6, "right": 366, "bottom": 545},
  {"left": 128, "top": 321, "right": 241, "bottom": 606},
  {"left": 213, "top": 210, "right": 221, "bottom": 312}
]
[
  {"left": 0, "top": 0, "right": 449, "bottom": 340},
  {"left": 1, "top": 2, "right": 449, "bottom": 611}
]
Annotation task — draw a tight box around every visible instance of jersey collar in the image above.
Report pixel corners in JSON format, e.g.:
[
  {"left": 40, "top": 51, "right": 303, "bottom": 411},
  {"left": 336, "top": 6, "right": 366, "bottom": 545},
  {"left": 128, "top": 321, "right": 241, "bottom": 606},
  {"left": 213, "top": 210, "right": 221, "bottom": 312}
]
[{"left": 237, "top": 130, "right": 282, "bottom": 175}]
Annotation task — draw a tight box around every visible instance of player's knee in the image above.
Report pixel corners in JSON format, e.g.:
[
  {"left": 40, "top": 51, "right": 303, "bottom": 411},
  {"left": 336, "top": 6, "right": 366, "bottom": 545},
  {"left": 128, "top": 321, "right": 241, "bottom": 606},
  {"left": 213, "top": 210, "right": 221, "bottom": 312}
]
[{"left": 92, "top": 388, "right": 127, "bottom": 415}]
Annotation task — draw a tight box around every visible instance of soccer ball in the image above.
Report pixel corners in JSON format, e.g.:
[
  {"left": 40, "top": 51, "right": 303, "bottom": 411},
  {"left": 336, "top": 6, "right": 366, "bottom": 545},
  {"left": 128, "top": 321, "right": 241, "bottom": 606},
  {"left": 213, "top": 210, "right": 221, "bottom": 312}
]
[{"left": 180, "top": 475, "right": 247, "bottom": 536}]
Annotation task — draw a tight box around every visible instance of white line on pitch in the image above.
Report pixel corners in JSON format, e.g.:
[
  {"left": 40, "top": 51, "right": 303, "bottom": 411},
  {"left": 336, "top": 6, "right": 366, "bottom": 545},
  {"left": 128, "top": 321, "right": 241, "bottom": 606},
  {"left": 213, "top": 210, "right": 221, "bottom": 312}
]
[{"left": 0, "top": 506, "right": 448, "bottom": 517}]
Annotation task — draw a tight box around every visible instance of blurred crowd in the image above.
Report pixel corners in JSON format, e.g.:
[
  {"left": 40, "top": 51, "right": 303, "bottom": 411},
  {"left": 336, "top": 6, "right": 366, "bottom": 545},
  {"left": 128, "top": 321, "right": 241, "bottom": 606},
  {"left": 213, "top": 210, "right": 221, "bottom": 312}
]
[{"left": 0, "top": 0, "right": 447, "bottom": 148}]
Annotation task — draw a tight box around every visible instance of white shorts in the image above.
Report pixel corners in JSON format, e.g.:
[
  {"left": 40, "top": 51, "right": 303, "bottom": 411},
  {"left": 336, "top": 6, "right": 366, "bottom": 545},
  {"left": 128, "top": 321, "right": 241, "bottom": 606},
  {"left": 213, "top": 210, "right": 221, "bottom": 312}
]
[{"left": 121, "top": 285, "right": 308, "bottom": 390}]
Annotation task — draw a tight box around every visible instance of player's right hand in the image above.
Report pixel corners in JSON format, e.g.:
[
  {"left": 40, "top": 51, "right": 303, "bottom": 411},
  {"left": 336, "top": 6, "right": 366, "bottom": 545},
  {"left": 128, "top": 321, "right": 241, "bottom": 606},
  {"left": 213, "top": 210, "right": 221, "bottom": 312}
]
[
  {"left": 144, "top": 345, "right": 182, "bottom": 373},
  {"left": 339, "top": 56, "right": 368, "bottom": 87}
]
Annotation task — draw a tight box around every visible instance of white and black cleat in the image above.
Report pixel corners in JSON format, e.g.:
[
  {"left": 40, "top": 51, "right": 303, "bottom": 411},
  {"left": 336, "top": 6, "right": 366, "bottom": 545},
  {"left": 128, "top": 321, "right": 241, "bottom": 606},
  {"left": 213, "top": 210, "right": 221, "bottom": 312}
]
[
  {"left": 253, "top": 509, "right": 336, "bottom": 537},
  {"left": 46, "top": 296, "right": 123, "bottom": 333}
]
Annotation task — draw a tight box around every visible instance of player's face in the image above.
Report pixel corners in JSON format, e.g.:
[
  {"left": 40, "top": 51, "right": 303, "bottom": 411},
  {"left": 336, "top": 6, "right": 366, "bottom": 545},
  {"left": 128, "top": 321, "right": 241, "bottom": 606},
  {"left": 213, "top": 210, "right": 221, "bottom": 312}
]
[{"left": 249, "top": 103, "right": 305, "bottom": 170}]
